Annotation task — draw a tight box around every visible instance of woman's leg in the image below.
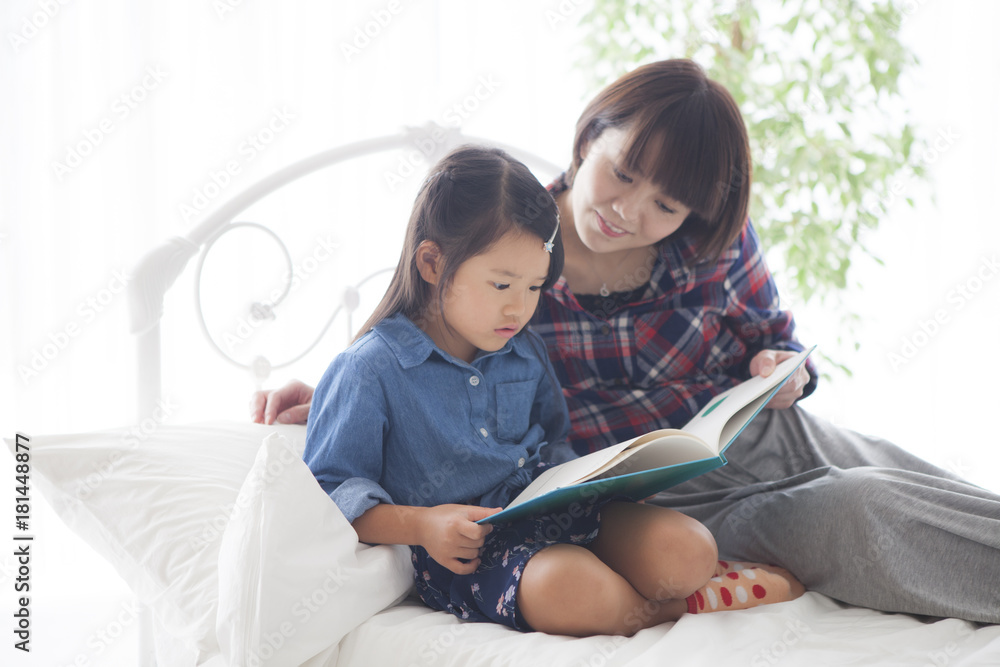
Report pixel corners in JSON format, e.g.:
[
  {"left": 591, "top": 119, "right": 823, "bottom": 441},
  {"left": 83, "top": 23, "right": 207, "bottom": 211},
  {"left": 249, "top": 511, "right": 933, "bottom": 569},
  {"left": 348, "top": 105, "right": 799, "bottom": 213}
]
[
  {"left": 654, "top": 407, "right": 1000, "bottom": 623},
  {"left": 588, "top": 503, "right": 804, "bottom": 615}
]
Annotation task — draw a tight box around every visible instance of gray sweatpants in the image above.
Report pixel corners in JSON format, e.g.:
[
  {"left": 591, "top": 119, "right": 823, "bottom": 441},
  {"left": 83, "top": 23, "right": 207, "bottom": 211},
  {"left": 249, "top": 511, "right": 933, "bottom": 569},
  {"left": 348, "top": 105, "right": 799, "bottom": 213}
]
[{"left": 650, "top": 405, "right": 1000, "bottom": 623}]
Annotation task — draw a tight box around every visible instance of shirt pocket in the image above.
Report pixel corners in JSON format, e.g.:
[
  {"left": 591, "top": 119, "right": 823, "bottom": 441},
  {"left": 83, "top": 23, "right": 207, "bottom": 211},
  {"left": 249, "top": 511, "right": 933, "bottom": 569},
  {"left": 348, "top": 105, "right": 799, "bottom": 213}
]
[{"left": 494, "top": 380, "right": 536, "bottom": 443}]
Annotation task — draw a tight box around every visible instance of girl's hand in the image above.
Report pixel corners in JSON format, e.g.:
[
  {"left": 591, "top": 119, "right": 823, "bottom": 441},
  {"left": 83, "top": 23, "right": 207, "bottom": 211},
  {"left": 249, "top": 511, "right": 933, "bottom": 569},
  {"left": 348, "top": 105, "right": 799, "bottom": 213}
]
[
  {"left": 250, "top": 379, "right": 314, "bottom": 425},
  {"left": 750, "top": 349, "right": 810, "bottom": 410},
  {"left": 418, "top": 504, "right": 502, "bottom": 575}
]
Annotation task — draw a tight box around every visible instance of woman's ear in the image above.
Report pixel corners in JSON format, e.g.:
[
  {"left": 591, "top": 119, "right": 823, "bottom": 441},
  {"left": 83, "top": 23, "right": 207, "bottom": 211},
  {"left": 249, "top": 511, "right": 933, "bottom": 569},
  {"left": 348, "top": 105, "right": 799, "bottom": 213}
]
[{"left": 415, "top": 240, "right": 443, "bottom": 285}]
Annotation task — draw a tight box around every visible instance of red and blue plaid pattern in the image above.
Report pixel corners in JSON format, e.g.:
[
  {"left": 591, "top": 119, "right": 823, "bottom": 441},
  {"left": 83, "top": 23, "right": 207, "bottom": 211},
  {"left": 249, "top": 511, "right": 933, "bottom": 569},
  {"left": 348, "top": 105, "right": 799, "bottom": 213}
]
[{"left": 533, "top": 179, "right": 816, "bottom": 455}]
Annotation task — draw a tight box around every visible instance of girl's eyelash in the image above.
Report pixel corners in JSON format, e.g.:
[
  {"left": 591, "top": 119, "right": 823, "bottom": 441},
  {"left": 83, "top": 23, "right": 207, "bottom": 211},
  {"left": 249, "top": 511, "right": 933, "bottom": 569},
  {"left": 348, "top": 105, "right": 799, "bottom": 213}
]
[
  {"left": 494, "top": 282, "right": 543, "bottom": 292},
  {"left": 657, "top": 201, "right": 677, "bottom": 214}
]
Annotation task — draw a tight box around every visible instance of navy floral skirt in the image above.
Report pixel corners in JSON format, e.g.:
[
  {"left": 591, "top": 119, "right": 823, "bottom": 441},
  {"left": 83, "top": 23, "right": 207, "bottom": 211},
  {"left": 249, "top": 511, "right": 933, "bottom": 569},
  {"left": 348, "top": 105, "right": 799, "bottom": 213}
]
[{"left": 410, "top": 500, "right": 607, "bottom": 631}]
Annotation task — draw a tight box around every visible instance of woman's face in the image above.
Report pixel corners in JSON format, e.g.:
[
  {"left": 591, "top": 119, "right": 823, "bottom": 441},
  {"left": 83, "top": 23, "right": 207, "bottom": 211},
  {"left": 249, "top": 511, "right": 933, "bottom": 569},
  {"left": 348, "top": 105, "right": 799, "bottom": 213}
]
[{"left": 569, "top": 126, "right": 692, "bottom": 254}]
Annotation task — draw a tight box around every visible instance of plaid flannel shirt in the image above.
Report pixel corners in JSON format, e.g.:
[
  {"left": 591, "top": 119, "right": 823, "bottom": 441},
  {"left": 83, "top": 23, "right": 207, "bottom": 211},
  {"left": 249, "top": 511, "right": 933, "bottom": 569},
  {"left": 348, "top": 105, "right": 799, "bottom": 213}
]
[{"left": 532, "top": 178, "right": 817, "bottom": 456}]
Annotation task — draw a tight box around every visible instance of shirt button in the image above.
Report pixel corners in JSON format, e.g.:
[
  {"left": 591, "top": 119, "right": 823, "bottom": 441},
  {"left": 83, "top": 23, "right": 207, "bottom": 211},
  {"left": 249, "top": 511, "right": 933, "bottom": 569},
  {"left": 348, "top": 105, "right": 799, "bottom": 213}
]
[
  {"left": 469, "top": 376, "right": 480, "bottom": 386},
  {"left": 599, "top": 324, "right": 612, "bottom": 336},
  {"left": 517, "top": 458, "right": 525, "bottom": 468},
  {"left": 479, "top": 427, "right": 488, "bottom": 438}
]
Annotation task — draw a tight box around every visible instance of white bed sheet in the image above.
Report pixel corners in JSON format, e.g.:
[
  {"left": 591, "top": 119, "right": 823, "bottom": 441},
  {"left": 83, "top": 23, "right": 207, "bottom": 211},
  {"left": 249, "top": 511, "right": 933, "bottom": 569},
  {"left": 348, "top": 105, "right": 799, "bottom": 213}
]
[
  {"left": 17, "top": 423, "right": 999, "bottom": 667},
  {"left": 339, "top": 594, "right": 1000, "bottom": 666}
]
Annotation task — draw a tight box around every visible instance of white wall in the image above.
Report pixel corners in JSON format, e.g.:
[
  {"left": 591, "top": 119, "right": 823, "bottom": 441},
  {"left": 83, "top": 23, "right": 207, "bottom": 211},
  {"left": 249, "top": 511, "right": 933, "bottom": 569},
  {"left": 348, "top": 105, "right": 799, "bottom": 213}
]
[{"left": 796, "top": 1, "right": 1000, "bottom": 494}]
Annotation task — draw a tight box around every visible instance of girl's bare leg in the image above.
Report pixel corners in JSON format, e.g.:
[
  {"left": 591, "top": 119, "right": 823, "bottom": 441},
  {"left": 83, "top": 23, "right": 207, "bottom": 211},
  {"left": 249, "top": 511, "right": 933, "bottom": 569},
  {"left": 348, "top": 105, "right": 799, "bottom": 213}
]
[
  {"left": 517, "top": 543, "right": 688, "bottom": 636},
  {"left": 587, "top": 502, "right": 719, "bottom": 600}
]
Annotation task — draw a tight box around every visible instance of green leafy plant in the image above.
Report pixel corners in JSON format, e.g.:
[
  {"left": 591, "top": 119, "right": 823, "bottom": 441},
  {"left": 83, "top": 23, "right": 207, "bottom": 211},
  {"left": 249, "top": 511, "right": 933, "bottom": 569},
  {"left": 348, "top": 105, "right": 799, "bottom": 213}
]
[{"left": 576, "top": 0, "right": 929, "bottom": 372}]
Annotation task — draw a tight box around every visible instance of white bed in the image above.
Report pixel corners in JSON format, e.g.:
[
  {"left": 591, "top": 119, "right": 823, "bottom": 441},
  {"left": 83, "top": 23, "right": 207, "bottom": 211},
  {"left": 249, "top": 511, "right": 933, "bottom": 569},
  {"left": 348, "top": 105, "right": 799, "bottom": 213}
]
[{"left": 11, "top": 127, "right": 999, "bottom": 666}]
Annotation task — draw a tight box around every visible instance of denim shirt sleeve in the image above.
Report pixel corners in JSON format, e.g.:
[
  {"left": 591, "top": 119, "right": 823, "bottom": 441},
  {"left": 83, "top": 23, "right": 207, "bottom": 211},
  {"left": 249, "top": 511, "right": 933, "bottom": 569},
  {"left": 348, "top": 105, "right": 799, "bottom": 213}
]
[{"left": 303, "top": 350, "right": 394, "bottom": 524}]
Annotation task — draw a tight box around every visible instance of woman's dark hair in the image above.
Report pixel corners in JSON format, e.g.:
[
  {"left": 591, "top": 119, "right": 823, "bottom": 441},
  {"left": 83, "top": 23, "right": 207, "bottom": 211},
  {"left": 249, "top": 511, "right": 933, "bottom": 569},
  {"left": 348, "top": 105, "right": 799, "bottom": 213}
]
[
  {"left": 568, "top": 58, "right": 751, "bottom": 263},
  {"left": 355, "top": 144, "right": 563, "bottom": 341}
]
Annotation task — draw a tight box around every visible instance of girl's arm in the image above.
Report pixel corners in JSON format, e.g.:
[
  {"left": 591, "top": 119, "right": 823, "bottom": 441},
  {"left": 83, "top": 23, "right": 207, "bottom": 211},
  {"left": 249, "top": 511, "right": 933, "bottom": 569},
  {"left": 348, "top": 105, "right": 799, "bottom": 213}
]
[
  {"left": 304, "top": 355, "right": 395, "bottom": 523},
  {"left": 353, "top": 503, "right": 501, "bottom": 575}
]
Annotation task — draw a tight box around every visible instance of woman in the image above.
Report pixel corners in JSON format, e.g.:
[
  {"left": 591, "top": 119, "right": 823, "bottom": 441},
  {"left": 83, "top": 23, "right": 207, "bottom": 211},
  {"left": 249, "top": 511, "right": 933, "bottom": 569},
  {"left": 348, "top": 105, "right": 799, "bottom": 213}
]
[{"left": 252, "top": 59, "right": 1000, "bottom": 624}]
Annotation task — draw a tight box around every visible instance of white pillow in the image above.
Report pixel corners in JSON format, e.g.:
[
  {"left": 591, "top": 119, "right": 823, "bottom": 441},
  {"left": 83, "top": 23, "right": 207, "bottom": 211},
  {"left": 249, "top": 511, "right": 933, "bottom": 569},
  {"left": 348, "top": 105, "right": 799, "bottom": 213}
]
[
  {"left": 216, "top": 432, "right": 414, "bottom": 667},
  {"left": 5, "top": 421, "right": 307, "bottom": 660}
]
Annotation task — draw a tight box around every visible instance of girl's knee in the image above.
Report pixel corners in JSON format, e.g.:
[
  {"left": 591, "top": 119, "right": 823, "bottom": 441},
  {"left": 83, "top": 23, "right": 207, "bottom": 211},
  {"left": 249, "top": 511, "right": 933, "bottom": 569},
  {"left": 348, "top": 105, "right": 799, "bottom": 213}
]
[
  {"left": 649, "top": 512, "right": 719, "bottom": 596},
  {"left": 647, "top": 511, "right": 719, "bottom": 600},
  {"left": 594, "top": 504, "right": 719, "bottom": 598},
  {"left": 521, "top": 544, "right": 607, "bottom": 599},
  {"left": 519, "top": 545, "right": 636, "bottom": 635}
]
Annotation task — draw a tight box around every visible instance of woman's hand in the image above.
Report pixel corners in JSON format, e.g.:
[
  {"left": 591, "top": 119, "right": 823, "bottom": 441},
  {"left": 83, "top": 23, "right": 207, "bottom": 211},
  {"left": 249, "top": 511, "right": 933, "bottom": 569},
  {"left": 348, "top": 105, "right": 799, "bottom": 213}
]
[
  {"left": 750, "top": 349, "right": 810, "bottom": 410},
  {"left": 249, "top": 378, "right": 315, "bottom": 425},
  {"left": 417, "top": 504, "right": 501, "bottom": 575}
]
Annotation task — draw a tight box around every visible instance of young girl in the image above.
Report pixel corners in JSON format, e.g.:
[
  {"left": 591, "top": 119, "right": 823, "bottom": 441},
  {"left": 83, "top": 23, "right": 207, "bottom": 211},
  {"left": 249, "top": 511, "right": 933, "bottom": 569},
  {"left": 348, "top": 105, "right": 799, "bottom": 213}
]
[{"left": 303, "top": 145, "right": 802, "bottom": 636}]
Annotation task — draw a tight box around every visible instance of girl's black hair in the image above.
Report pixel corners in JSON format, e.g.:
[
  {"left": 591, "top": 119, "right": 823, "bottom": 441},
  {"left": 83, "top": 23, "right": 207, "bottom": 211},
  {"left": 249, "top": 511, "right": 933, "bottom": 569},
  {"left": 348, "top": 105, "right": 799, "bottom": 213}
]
[{"left": 355, "top": 144, "right": 563, "bottom": 341}]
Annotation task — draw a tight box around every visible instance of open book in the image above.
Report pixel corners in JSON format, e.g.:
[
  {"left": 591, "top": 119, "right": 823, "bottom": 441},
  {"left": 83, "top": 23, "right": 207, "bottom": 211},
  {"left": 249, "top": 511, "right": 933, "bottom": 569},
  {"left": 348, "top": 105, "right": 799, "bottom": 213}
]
[{"left": 479, "top": 346, "right": 815, "bottom": 524}]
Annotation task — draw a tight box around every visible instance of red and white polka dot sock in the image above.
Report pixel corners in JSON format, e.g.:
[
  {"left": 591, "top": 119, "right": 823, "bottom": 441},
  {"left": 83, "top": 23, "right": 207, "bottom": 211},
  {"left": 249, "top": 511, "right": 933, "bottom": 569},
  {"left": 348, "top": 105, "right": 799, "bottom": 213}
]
[{"left": 685, "top": 560, "right": 797, "bottom": 613}]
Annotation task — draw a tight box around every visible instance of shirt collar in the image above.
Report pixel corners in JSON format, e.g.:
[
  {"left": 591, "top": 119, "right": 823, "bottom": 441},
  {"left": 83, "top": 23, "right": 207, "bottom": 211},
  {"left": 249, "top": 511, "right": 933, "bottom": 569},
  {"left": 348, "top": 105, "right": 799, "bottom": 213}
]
[{"left": 375, "top": 313, "right": 525, "bottom": 369}]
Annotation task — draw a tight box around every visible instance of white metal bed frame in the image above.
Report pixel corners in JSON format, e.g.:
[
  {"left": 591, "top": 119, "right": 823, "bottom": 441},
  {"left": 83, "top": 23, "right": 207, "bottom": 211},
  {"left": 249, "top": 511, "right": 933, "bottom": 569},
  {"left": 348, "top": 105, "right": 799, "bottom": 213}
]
[{"left": 125, "top": 123, "right": 562, "bottom": 665}]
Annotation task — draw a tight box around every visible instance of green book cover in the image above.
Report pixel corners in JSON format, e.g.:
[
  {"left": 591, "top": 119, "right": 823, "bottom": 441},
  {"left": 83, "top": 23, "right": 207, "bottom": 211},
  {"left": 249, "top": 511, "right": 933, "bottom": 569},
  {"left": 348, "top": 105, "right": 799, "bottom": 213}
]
[{"left": 479, "top": 346, "right": 815, "bottom": 524}]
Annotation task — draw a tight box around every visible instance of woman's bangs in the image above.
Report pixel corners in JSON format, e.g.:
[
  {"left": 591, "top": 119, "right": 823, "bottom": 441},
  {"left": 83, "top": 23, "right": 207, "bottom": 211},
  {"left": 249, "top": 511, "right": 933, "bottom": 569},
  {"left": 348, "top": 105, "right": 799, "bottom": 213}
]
[{"left": 622, "top": 108, "right": 729, "bottom": 225}]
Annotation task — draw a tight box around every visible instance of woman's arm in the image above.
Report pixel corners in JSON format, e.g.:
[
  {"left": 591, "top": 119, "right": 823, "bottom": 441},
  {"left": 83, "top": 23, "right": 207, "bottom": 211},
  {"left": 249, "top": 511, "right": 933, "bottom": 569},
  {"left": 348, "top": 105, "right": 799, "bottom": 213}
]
[
  {"left": 722, "top": 220, "right": 818, "bottom": 402},
  {"left": 249, "top": 378, "right": 314, "bottom": 424},
  {"left": 354, "top": 503, "right": 500, "bottom": 575},
  {"left": 749, "top": 349, "right": 811, "bottom": 409}
]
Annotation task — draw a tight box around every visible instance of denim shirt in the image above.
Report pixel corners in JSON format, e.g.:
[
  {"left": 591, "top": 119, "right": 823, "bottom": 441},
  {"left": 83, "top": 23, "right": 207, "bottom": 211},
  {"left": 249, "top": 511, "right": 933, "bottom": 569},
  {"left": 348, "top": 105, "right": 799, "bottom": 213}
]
[{"left": 304, "top": 313, "right": 570, "bottom": 524}]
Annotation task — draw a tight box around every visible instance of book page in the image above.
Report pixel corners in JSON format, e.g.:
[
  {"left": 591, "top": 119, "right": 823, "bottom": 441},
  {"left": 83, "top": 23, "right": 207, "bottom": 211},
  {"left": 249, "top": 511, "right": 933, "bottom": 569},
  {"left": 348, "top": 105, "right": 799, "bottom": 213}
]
[
  {"left": 505, "top": 439, "right": 636, "bottom": 508},
  {"left": 505, "top": 429, "right": 711, "bottom": 509},
  {"left": 682, "top": 346, "right": 814, "bottom": 454},
  {"left": 594, "top": 433, "right": 715, "bottom": 480}
]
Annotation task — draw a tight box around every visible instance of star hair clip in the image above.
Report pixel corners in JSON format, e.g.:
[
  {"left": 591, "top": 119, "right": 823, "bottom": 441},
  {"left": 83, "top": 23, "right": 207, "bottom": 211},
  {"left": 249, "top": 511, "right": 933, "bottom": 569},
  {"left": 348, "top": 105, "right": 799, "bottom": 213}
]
[{"left": 543, "top": 220, "right": 559, "bottom": 253}]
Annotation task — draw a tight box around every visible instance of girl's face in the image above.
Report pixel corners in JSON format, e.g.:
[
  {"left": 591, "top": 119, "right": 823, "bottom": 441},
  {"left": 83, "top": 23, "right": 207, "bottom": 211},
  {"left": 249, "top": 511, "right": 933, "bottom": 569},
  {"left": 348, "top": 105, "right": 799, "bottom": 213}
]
[
  {"left": 570, "top": 126, "right": 692, "bottom": 254},
  {"left": 421, "top": 230, "right": 551, "bottom": 363}
]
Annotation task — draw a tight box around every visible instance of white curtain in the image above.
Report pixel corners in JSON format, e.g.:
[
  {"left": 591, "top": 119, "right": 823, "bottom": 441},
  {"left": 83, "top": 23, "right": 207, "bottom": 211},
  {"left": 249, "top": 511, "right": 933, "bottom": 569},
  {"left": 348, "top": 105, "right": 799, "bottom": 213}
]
[
  {"left": 0, "top": 4, "right": 585, "bottom": 664},
  {"left": 1, "top": 0, "right": 586, "bottom": 437}
]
